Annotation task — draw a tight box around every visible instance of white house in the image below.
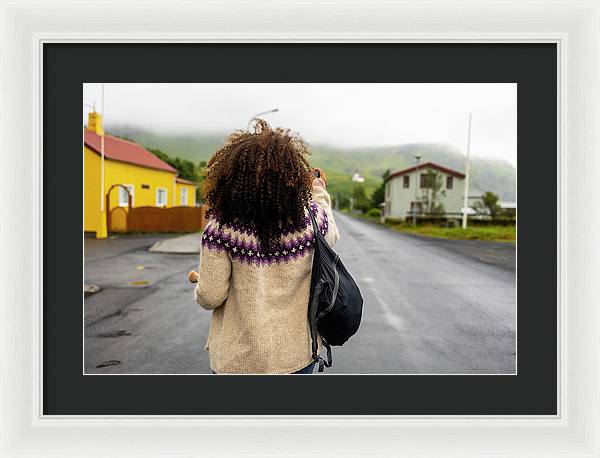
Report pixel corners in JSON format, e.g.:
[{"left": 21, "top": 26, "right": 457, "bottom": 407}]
[
  {"left": 384, "top": 162, "right": 466, "bottom": 220},
  {"left": 351, "top": 171, "right": 365, "bottom": 183}
]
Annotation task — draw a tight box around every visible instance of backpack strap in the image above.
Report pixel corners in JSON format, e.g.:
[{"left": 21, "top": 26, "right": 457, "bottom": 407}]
[
  {"left": 308, "top": 204, "right": 321, "bottom": 364},
  {"left": 308, "top": 204, "right": 319, "bottom": 237},
  {"left": 309, "top": 281, "right": 322, "bottom": 360},
  {"left": 308, "top": 203, "right": 334, "bottom": 373},
  {"left": 323, "top": 339, "right": 332, "bottom": 367},
  {"left": 316, "top": 339, "right": 333, "bottom": 372}
]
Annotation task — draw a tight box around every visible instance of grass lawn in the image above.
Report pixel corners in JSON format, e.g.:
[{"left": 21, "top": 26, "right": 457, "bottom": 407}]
[
  {"left": 343, "top": 211, "right": 516, "bottom": 242},
  {"left": 389, "top": 224, "right": 516, "bottom": 242}
]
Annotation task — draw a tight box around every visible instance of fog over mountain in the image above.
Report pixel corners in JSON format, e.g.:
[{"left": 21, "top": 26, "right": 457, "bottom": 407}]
[{"left": 108, "top": 124, "right": 516, "bottom": 202}]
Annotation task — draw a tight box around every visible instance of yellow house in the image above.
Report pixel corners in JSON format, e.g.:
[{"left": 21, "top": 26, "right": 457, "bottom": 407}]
[{"left": 84, "top": 112, "right": 198, "bottom": 235}]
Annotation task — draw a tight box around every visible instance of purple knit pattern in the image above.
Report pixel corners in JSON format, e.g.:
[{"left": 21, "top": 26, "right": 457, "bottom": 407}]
[{"left": 201, "top": 202, "right": 328, "bottom": 265}]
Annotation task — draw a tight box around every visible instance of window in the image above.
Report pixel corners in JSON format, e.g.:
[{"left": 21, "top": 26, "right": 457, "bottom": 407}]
[
  {"left": 420, "top": 173, "right": 435, "bottom": 189},
  {"left": 156, "top": 188, "right": 167, "bottom": 207},
  {"left": 180, "top": 188, "right": 188, "bottom": 206},
  {"left": 446, "top": 176, "right": 453, "bottom": 189},
  {"left": 410, "top": 201, "right": 423, "bottom": 214},
  {"left": 118, "top": 184, "right": 134, "bottom": 207},
  {"left": 385, "top": 183, "right": 390, "bottom": 199},
  {"left": 403, "top": 176, "right": 410, "bottom": 188}
]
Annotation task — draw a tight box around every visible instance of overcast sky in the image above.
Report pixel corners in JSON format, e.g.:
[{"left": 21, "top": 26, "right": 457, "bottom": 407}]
[{"left": 83, "top": 83, "right": 517, "bottom": 167}]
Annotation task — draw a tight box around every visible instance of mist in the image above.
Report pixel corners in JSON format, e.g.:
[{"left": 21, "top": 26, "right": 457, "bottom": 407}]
[{"left": 83, "top": 83, "right": 517, "bottom": 167}]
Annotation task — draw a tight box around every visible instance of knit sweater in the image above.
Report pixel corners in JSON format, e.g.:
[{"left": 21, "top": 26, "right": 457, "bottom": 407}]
[{"left": 194, "top": 185, "right": 339, "bottom": 374}]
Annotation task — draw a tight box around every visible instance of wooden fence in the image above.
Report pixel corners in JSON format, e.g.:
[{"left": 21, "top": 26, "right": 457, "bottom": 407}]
[{"left": 109, "top": 205, "right": 206, "bottom": 233}]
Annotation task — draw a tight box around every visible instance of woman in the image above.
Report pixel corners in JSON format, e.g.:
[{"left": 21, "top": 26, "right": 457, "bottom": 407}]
[{"left": 194, "top": 119, "right": 339, "bottom": 374}]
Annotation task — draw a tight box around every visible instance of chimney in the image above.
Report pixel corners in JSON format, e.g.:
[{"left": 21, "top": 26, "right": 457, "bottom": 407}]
[{"left": 87, "top": 111, "right": 104, "bottom": 136}]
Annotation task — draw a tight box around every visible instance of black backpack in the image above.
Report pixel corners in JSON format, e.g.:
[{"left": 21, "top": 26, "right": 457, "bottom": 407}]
[{"left": 308, "top": 206, "right": 363, "bottom": 372}]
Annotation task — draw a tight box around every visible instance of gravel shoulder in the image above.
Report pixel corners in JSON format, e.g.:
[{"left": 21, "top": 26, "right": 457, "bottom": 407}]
[{"left": 397, "top": 232, "right": 516, "bottom": 272}]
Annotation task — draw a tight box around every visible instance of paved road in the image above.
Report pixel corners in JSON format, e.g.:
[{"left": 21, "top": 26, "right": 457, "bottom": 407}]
[
  {"left": 85, "top": 239, "right": 207, "bottom": 374},
  {"left": 323, "top": 212, "right": 515, "bottom": 374},
  {"left": 84, "top": 213, "right": 516, "bottom": 374}
]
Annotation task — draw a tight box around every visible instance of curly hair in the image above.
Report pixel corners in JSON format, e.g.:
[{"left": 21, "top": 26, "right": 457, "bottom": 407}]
[{"left": 203, "top": 119, "right": 314, "bottom": 251}]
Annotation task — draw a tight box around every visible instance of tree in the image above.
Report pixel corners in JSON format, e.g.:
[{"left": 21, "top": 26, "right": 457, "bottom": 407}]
[
  {"left": 196, "top": 161, "right": 207, "bottom": 203},
  {"left": 419, "top": 168, "right": 446, "bottom": 214},
  {"left": 148, "top": 148, "right": 199, "bottom": 182},
  {"left": 148, "top": 148, "right": 204, "bottom": 204},
  {"left": 334, "top": 194, "right": 350, "bottom": 210},
  {"left": 351, "top": 184, "right": 372, "bottom": 213},
  {"left": 370, "top": 169, "right": 391, "bottom": 208},
  {"left": 481, "top": 191, "right": 500, "bottom": 217}
]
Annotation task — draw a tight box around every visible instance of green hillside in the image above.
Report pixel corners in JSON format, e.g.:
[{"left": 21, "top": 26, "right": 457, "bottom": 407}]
[
  {"left": 109, "top": 124, "right": 226, "bottom": 162},
  {"left": 108, "top": 125, "right": 516, "bottom": 202}
]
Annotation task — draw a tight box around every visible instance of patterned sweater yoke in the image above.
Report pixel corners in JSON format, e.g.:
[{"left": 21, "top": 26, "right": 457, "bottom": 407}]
[
  {"left": 194, "top": 185, "right": 339, "bottom": 374},
  {"left": 201, "top": 200, "right": 329, "bottom": 265}
]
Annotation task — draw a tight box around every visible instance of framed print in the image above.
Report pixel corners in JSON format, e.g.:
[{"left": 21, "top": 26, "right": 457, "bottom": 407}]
[
  {"left": 1, "top": 1, "right": 599, "bottom": 457},
  {"left": 80, "top": 80, "right": 519, "bottom": 379},
  {"left": 50, "top": 43, "right": 548, "bottom": 416}
]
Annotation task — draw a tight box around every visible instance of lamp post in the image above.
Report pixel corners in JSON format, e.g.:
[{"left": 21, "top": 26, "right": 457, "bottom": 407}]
[
  {"left": 412, "top": 154, "right": 423, "bottom": 226},
  {"left": 247, "top": 108, "right": 279, "bottom": 130}
]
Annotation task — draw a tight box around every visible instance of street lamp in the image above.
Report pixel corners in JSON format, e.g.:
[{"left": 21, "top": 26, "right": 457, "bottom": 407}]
[
  {"left": 412, "top": 153, "right": 423, "bottom": 226},
  {"left": 247, "top": 108, "right": 279, "bottom": 130}
]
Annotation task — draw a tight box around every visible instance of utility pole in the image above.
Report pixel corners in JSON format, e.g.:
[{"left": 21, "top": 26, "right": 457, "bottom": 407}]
[
  {"left": 412, "top": 154, "right": 423, "bottom": 226},
  {"left": 100, "top": 83, "right": 105, "bottom": 212},
  {"left": 462, "top": 112, "right": 473, "bottom": 229},
  {"left": 96, "top": 84, "right": 108, "bottom": 239}
]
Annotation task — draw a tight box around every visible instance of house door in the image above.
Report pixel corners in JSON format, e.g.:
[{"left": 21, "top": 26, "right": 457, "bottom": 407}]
[{"left": 109, "top": 207, "right": 129, "bottom": 232}]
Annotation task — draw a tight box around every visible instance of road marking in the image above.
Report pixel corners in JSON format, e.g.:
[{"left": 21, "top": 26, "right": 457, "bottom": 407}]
[{"left": 368, "top": 283, "right": 404, "bottom": 331}]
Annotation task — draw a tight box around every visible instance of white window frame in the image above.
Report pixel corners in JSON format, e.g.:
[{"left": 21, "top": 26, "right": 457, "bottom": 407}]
[
  {"left": 118, "top": 184, "right": 134, "bottom": 207},
  {"left": 180, "top": 187, "right": 188, "bottom": 206},
  {"left": 156, "top": 187, "right": 168, "bottom": 207}
]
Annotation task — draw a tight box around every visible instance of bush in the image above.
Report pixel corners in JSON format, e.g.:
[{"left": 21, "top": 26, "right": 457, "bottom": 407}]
[
  {"left": 384, "top": 217, "right": 404, "bottom": 226},
  {"left": 366, "top": 208, "right": 381, "bottom": 218},
  {"left": 351, "top": 185, "right": 372, "bottom": 213}
]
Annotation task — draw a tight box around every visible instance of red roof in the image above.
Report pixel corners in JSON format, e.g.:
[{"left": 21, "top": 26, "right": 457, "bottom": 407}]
[
  {"left": 84, "top": 129, "right": 177, "bottom": 174},
  {"left": 385, "top": 162, "right": 465, "bottom": 182}
]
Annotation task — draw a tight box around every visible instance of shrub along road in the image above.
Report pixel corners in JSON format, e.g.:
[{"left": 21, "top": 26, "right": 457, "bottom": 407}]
[{"left": 84, "top": 212, "right": 515, "bottom": 374}]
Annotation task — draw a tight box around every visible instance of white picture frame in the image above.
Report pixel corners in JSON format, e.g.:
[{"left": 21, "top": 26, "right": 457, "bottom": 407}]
[{"left": 1, "top": 1, "right": 598, "bottom": 456}]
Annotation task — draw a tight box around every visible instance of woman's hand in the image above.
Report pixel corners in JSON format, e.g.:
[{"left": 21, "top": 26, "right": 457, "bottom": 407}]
[
  {"left": 312, "top": 168, "right": 327, "bottom": 188},
  {"left": 188, "top": 271, "right": 199, "bottom": 283}
]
